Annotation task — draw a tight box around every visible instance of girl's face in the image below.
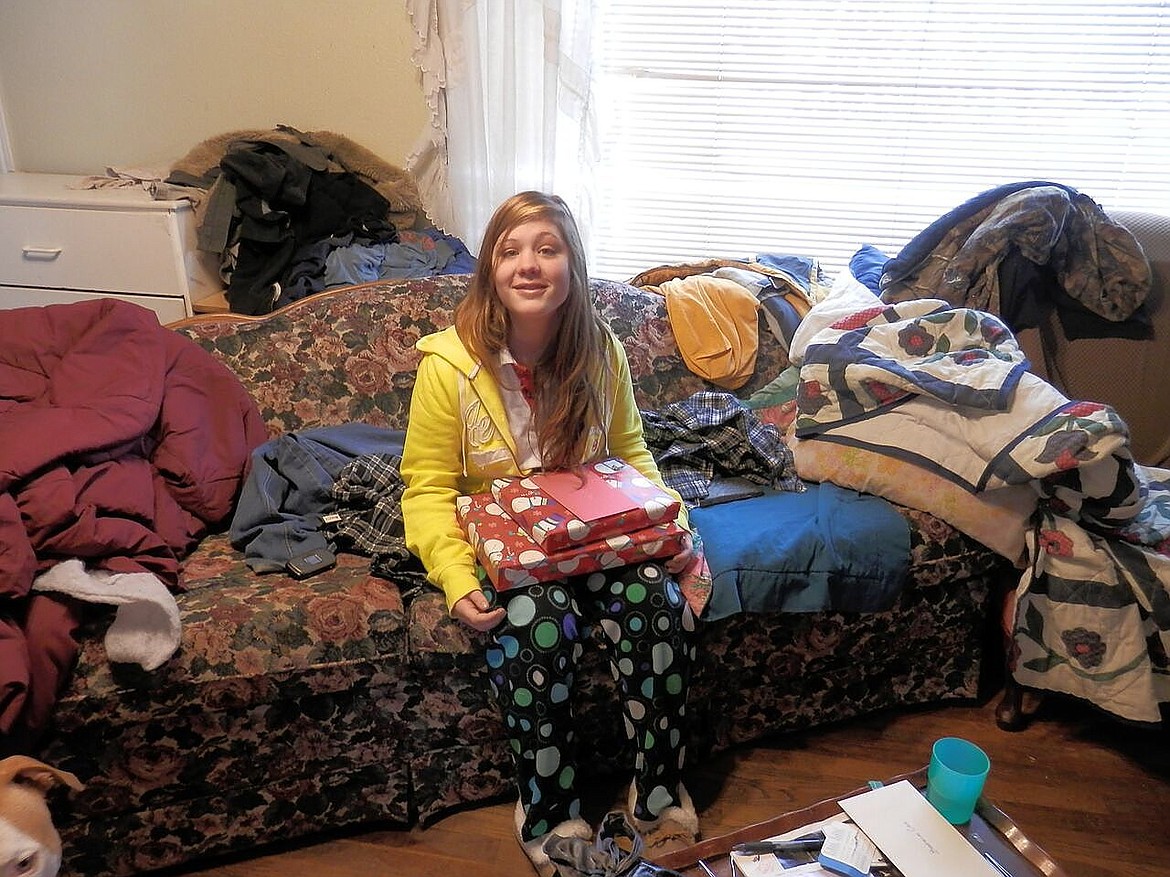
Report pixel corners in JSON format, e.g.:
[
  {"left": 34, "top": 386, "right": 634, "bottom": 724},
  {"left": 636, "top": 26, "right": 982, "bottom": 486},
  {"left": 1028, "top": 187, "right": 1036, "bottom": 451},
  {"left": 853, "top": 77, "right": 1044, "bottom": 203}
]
[{"left": 492, "top": 219, "right": 571, "bottom": 326}]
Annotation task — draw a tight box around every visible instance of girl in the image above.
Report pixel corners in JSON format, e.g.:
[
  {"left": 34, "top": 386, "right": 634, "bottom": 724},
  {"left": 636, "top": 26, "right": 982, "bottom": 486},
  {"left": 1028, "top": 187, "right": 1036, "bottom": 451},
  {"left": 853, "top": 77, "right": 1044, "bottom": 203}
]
[{"left": 400, "top": 192, "right": 700, "bottom": 875}]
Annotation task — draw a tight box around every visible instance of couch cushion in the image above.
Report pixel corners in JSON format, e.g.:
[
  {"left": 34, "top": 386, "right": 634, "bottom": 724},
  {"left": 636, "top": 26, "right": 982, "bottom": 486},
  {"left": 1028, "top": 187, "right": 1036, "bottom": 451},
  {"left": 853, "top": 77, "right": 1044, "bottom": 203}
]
[
  {"left": 42, "top": 532, "right": 411, "bottom": 820},
  {"left": 405, "top": 588, "right": 488, "bottom": 671},
  {"left": 402, "top": 496, "right": 1002, "bottom": 663},
  {"left": 175, "top": 276, "right": 471, "bottom": 436}
]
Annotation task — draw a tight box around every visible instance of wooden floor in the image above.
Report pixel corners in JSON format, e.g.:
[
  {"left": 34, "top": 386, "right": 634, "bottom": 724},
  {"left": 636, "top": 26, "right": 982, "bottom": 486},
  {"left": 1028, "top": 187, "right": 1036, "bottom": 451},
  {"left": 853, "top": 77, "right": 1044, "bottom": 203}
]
[{"left": 173, "top": 689, "right": 1169, "bottom": 877}]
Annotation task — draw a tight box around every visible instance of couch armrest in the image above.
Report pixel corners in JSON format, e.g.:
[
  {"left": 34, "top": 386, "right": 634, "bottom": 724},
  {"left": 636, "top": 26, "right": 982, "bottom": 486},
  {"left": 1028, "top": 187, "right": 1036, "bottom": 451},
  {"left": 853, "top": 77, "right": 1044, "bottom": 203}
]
[{"left": 1023, "top": 209, "right": 1170, "bottom": 468}]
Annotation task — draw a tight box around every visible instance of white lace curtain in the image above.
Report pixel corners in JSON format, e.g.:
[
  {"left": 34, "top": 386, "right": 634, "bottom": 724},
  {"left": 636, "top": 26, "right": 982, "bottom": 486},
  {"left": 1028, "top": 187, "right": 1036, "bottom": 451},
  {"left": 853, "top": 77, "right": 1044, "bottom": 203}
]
[{"left": 405, "top": 0, "right": 597, "bottom": 254}]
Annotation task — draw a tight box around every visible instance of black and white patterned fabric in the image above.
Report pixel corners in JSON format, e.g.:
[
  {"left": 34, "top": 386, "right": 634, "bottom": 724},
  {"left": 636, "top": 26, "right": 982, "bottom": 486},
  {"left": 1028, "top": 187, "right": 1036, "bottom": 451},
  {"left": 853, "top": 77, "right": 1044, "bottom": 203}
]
[
  {"left": 324, "top": 453, "right": 417, "bottom": 578},
  {"left": 640, "top": 391, "right": 804, "bottom": 503}
]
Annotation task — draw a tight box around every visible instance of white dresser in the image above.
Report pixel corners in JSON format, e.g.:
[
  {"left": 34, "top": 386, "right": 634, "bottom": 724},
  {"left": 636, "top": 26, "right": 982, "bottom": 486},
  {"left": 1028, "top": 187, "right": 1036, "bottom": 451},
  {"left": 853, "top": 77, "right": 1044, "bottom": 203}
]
[{"left": 0, "top": 172, "right": 222, "bottom": 323}]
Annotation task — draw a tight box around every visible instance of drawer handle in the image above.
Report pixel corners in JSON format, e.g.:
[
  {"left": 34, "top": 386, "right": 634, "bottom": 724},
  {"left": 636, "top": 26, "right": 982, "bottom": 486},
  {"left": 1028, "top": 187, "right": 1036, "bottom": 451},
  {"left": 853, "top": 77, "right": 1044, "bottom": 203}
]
[{"left": 22, "top": 246, "right": 64, "bottom": 261}]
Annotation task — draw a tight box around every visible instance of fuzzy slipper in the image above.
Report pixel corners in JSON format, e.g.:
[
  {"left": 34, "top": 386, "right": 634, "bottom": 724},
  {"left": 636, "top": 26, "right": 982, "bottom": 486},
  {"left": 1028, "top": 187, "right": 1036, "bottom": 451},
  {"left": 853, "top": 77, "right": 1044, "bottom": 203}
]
[
  {"left": 626, "top": 781, "right": 700, "bottom": 857},
  {"left": 515, "top": 800, "right": 593, "bottom": 877}
]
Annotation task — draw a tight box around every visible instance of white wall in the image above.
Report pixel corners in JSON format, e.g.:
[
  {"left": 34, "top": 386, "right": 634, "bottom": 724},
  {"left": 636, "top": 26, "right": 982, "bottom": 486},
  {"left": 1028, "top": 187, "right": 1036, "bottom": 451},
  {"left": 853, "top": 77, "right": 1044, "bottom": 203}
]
[{"left": 0, "top": 0, "right": 429, "bottom": 174}]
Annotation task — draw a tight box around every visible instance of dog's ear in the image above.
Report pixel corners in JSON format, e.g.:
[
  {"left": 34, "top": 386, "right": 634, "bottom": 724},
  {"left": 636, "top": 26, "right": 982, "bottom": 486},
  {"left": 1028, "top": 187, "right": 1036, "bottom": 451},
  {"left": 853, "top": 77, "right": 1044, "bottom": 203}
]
[{"left": 0, "top": 756, "right": 84, "bottom": 794}]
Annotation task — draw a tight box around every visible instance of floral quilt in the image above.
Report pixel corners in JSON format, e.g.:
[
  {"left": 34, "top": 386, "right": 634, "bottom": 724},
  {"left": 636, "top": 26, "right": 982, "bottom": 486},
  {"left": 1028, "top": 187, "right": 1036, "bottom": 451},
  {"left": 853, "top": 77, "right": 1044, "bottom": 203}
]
[
  {"left": 791, "top": 287, "right": 1170, "bottom": 723},
  {"left": 1014, "top": 468, "right": 1170, "bottom": 722}
]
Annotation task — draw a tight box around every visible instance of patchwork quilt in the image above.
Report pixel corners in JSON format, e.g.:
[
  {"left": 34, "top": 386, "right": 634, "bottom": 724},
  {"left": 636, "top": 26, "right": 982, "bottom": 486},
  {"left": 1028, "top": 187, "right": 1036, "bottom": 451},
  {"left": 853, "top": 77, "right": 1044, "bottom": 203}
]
[{"left": 792, "top": 289, "right": 1170, "bottom": 722}]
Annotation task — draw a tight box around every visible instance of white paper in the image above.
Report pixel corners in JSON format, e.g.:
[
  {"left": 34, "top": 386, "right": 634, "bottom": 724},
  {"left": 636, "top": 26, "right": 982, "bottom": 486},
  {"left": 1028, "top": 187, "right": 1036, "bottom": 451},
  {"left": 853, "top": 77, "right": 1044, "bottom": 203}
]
[
  {"left": 838, "top": 780, "right": 999, "bottom": 877},
  {"left": 729, "top": 857, "right": 832, "bottom": 877},
  {"left": 820, "top": 823, "right": 877, "bottom": 875},
  {"left": 729, "top": 814, "right": 848, "bottom": 877}
]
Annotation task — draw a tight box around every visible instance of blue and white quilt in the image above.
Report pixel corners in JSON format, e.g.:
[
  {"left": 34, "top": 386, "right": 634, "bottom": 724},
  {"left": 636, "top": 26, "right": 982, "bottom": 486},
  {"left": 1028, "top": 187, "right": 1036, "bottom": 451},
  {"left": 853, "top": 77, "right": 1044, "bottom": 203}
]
[{"left": 790, "top": 279, "right": 1170, "bottom": 722}]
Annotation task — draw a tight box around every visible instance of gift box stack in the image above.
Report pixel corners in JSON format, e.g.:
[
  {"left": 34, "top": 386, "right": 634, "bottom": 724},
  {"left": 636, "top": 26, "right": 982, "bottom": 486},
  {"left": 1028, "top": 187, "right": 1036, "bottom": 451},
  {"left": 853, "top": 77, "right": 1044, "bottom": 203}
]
[{"left": 456, "top": 457, "right": 684, "bottom": 590}]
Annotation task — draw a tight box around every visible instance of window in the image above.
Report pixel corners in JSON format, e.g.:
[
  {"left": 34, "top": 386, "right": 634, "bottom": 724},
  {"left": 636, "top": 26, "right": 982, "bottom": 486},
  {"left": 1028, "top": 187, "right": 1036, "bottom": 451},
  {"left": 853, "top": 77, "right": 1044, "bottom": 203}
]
[{"left": 589, "top": 0, "right": 1170, "bottom": 281}]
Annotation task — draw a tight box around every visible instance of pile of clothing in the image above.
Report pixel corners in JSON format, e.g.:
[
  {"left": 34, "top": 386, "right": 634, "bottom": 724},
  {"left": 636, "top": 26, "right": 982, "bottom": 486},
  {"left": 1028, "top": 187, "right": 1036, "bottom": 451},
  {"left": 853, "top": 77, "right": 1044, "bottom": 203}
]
[
  {"left": 0, "top": 299, "right": 266, "bottom": 742},
  {"left": 166, "top": 125, "right": 471, "bottom": 314}
]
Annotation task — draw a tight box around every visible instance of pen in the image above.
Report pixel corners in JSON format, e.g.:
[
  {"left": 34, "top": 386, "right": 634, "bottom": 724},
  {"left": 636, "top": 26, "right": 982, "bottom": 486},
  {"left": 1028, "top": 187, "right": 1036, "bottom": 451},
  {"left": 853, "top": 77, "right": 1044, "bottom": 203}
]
[
  {"left": 730, "top": 831, "right": 826, "bottom": 855},
  {"left": 982, "top": 850, "right": 1012, "bottom": 877},
  {"left": 696, "top": 858, "right": 718, "bottom": 877}
]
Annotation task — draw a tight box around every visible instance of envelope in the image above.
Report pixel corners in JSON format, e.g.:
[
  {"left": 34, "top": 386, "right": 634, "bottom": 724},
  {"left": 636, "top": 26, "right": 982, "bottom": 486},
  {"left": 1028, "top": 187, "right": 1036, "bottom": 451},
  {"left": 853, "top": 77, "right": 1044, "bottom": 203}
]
[{"left": 838, "top": 780, "right": 999, "bottom": 877}]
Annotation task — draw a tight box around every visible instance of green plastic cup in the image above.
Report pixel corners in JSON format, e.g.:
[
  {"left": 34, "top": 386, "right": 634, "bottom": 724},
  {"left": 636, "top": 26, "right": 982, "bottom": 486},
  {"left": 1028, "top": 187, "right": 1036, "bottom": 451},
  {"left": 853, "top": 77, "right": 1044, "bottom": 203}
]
[{"left": 926, "top": 737, "right": 990, "bottom": 824}]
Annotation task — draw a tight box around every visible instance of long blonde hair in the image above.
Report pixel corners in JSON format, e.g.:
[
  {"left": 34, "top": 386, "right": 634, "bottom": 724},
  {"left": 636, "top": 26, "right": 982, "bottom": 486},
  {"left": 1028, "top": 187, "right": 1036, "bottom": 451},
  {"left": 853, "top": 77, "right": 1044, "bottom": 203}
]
[{"left": 454, "top": 191, "right": 610, "bottom": 470}]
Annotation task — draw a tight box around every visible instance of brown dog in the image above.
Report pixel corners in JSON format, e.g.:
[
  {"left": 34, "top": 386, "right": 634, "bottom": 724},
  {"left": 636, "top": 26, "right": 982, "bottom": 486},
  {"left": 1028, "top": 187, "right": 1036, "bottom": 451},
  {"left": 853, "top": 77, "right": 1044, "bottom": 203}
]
[{"left": 0, "top": 756, "right": 83, "bottom": 877}]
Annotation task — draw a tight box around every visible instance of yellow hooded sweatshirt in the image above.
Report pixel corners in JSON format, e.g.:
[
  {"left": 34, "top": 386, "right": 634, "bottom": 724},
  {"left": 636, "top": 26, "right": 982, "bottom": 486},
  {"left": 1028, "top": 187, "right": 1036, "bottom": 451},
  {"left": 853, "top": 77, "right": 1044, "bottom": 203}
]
[{"left": 400, "top": 325, "right": 689, "bottom": 613}]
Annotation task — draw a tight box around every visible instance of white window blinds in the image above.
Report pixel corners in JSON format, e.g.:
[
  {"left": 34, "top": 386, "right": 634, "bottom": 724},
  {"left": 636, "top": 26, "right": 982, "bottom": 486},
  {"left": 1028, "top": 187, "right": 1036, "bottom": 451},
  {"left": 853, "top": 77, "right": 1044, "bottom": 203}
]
[{"left": 589, "top": 0, "right": 1170, "bottom": 281}]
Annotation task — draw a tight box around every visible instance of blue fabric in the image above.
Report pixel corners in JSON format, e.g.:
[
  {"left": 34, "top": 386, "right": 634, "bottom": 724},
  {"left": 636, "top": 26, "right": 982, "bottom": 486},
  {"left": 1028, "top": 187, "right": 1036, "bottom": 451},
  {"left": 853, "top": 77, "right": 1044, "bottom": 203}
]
[
  {"left": 324, "top": 228, "right": 475, "bottom": 287},
  {"left": 691, "top": 483, "right": 910, "bottom": 621},
  {"left": 757, "top": 290, "right": 804, "bottom": 350},
  {"left": 230, "top": 423, "right": 406, "bottom": 571},
  {"left": 752, "top": 252, "right": 822, "bottom": 297},
  {"left": 420, "top": 227, "right": 476, "bottom": 274},
  {"left": 849, "top": 244, "right": 890, "bottom": 294}
]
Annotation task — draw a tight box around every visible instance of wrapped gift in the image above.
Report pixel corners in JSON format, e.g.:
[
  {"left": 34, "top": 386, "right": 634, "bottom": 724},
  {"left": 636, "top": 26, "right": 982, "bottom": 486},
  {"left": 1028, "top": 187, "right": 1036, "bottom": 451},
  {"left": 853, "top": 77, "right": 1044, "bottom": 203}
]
[
  {"left": 456, "top": 492, "right": 687, "bottom": 590},
  {"left": 489, "top": 457, "right": 681, "bottom": 553}
]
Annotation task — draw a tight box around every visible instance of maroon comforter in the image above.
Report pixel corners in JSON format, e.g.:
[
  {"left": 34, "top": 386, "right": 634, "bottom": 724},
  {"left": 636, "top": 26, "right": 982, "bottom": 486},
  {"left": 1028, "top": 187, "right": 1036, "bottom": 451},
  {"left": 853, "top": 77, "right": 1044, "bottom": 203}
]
[{"left": 0, "top": 299, "right": 266, "bottom": 740}]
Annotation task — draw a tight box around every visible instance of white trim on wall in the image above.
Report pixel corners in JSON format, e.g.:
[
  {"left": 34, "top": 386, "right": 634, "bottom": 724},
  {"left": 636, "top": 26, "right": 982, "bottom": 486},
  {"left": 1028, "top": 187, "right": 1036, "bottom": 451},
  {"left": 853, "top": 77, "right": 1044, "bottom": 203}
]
[{"left": 0, "top": 77, "right": 13, "bottom": 171}]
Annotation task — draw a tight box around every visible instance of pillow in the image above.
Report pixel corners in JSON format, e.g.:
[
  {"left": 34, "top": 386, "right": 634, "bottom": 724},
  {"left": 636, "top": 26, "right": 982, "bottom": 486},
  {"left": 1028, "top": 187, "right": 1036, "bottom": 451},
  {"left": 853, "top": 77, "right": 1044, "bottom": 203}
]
[
  {"left": 691, "top": 484, "right": 911, "bottom": 622},
  {"left": 789, "top": 432, "right": 1035, "bottom": 566}
]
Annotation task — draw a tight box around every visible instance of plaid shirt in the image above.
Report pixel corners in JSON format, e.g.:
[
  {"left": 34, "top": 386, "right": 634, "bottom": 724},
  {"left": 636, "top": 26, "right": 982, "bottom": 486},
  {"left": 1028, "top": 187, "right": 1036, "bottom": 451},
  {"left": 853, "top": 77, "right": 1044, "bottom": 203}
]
[
  {"left": 323, "top": 453, "right": 419, "bottom": 581},
  {"left": 641, "top": 391, "right": 804, "bottom": 503}
]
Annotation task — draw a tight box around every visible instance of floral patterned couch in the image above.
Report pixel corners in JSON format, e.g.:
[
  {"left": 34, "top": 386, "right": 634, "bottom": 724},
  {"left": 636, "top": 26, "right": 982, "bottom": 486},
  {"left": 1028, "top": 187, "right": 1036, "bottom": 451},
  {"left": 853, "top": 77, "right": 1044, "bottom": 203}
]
[{"left": 35, "top": 275, "right": 1008, "bottom": 876}]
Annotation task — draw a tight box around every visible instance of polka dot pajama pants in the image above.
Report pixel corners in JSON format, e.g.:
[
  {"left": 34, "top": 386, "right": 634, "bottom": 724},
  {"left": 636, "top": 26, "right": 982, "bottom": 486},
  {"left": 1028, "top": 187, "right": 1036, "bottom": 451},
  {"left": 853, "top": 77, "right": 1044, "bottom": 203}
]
[{"left": 482, "top": 561, "right": 698, "bottom": 842}]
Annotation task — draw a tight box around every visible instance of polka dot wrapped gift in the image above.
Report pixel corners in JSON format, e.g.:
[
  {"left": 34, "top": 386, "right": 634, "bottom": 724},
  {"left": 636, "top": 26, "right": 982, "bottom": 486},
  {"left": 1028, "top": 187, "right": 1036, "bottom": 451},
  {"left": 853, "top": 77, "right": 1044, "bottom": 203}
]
[
  {"left": 488, "top": 457, "right": 681, "bottom": 553},
  {"left": 455, "top": 492, "right": 688, "bottom": 590}
]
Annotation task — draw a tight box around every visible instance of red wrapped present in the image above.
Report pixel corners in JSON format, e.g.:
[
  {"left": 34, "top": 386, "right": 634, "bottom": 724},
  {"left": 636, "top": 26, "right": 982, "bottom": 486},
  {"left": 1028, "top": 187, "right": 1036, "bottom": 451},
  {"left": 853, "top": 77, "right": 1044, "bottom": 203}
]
[
  {"left": 489, "top": 457, "right": 681, "bottom": 553},
  {"left": 456, "top": 492, "right": 687, "bottom": 590}
]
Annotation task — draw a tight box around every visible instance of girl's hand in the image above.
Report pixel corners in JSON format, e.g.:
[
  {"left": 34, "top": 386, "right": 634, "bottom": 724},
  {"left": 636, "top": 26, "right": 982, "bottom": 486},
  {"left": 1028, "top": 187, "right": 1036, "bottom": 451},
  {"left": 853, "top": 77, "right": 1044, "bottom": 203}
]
[
  {"left": 665, "top": 532, "right": 696, "bottom": 575},
  {"left": 452, "top": 589, "right": 507, "bottom": 631}
]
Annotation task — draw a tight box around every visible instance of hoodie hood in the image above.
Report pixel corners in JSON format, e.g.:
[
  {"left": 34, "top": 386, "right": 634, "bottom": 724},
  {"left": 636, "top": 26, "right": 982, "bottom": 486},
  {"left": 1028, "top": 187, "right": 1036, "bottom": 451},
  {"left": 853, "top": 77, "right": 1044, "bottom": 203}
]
[{"left": 416, "top": 326, "right": 481, "bottom": 378}]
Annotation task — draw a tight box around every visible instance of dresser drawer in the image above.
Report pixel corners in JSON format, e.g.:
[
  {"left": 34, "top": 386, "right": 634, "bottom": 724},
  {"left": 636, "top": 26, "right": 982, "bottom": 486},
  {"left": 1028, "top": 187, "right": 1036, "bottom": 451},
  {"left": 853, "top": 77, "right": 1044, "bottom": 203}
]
[
  {"left": 0, "top": 284, "right": 188, "bottom": 323},
  {"left": 0, "top": 203, "right": 187, "bottom": 297}
]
